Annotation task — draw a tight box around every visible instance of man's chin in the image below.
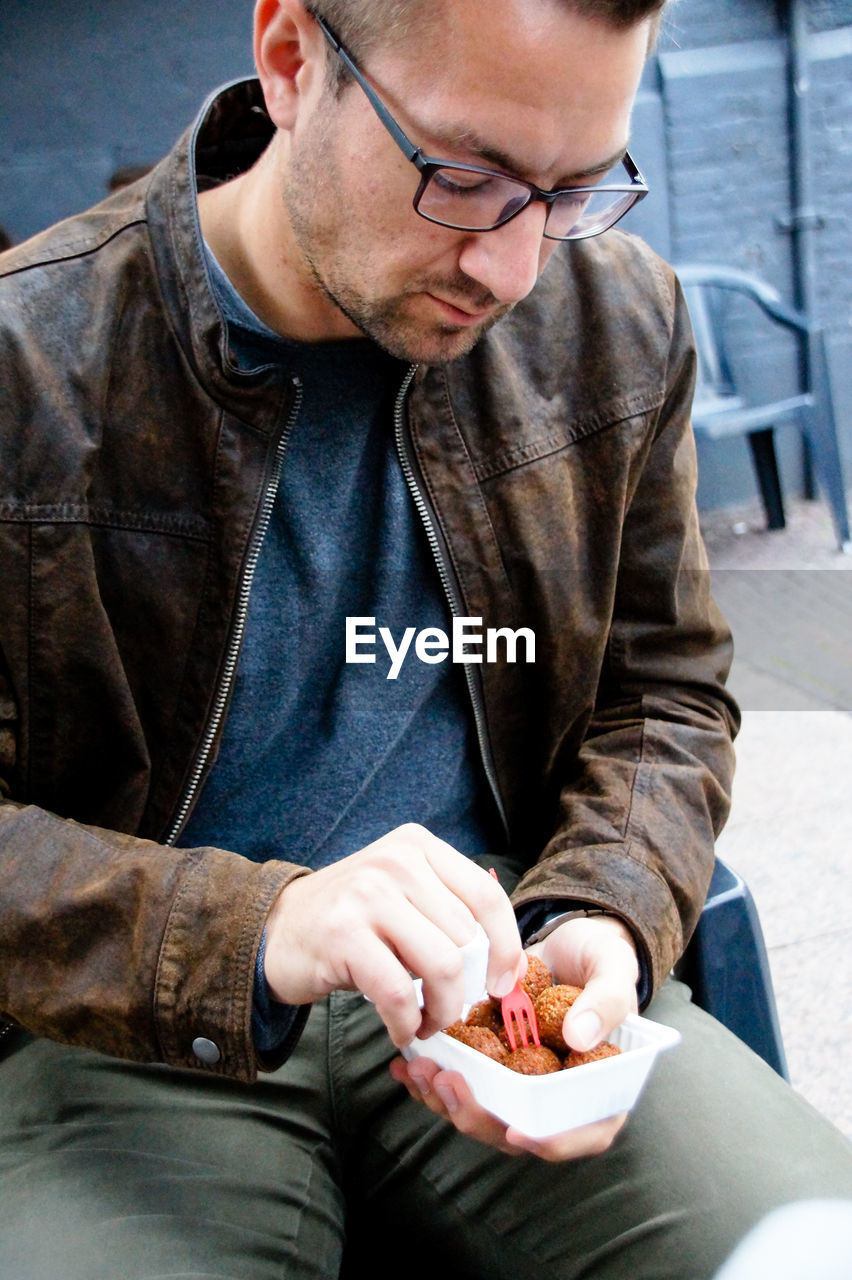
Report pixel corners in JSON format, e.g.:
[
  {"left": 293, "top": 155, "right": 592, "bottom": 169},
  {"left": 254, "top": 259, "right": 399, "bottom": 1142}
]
[
  {"left": 367, "top": 310, "right": 509, "bottom": 365},
  {"left": 323, "top": 283, "right": 510, "bottom": 364}
]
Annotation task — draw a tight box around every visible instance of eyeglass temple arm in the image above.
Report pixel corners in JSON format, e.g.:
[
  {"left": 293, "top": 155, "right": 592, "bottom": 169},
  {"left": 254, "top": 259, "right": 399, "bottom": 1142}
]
[
  {"left": 314, "top": 15, "right": 423, "bottom": 165},
  {"left": 623, "top": 151, "right": 647, "bottom": 187},
  {"left": 316, "top": 15, "right": 646, "bottom": 197}
]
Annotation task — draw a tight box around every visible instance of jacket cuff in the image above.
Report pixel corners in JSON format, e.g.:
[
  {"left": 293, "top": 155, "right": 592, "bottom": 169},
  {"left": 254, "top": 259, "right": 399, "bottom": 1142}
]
[{"left": 154, "top": 851, "right": 312, "bottom": 1080}]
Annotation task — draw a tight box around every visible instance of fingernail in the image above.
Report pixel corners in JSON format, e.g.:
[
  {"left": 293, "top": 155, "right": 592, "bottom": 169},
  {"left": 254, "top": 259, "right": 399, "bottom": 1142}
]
[
  {"left": 570, "top": 1010, "right": 602, "bottom": 1050},
  {"left": 408, "top": 1065, "right": 431, "bottom": 1095},
  {"left": 493, "top": 969, "right": 518, "bottom": 998},
  {"left": 435, "top": 1084, "right": 459, "bottom": 1114}
]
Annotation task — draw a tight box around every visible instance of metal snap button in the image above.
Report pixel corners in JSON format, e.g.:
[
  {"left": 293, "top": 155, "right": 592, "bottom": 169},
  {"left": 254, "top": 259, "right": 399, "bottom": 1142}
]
[{"left": 191, "top": 1036, "right": 221, "bottom": 1065}]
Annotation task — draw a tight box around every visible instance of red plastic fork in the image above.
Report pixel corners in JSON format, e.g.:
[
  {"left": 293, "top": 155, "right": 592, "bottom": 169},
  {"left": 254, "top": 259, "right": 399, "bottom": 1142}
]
[
  {"left": 500, "top": 976, "right": 541, "bottom": 1051},
  {"left": 489, "top": 869, "right": 541, "bottom": 1051}
]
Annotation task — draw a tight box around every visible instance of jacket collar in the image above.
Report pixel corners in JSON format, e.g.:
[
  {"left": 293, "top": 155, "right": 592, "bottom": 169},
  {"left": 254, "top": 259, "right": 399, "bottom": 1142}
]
[{"left": 145, "top": 78, "right": 296, "bottom": 429}]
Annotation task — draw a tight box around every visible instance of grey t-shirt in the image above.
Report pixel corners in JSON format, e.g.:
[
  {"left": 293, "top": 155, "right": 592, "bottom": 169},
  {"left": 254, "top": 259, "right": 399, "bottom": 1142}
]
[{"left": 181, "top": 246, "right": 505, "bottom": 873}]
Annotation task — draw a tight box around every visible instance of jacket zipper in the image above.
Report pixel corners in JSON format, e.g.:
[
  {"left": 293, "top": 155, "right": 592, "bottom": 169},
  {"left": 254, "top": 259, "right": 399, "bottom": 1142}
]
[
  {"left": 393, "top": 366, "right": 509, "bottom": 839},
  {"left": 164, "top": 380, "right": 303, "bottom": 845}
]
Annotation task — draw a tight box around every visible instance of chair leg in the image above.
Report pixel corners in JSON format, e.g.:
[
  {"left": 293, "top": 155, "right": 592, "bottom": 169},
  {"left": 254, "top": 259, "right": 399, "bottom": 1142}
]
[
  {"left": 804, "top": 333, "right": 852, "bottom": 551},
  {"left": 748, "top": 429, "right": 786, "bottom": 530}
]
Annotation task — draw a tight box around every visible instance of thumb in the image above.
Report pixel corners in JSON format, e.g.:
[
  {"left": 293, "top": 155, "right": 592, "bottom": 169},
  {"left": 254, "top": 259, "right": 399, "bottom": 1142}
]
[{"left": 563, "top": 974, "right": 637, "bottom": 1052}]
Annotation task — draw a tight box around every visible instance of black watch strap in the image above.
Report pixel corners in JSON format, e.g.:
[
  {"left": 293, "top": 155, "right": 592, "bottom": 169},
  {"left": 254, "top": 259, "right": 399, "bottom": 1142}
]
[{"left": 525, "top": 906, "right": 612, "bottom": 946}]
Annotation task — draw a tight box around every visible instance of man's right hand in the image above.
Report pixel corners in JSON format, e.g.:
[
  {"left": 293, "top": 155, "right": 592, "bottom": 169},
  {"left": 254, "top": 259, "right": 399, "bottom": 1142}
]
[{"left": 262, "top": 825, "right": 525, "bottom": 1048}]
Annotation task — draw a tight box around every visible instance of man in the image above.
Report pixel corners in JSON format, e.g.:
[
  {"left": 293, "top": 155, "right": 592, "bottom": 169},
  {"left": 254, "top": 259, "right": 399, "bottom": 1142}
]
[{"left": 1, "top": 1, "right": 851, "bottom": 1276}]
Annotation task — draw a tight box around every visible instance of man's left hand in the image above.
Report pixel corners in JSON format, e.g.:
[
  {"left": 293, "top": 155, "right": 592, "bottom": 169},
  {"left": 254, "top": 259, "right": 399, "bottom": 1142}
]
[{"left": 389, "top": 914, "right": 640, "bottom": 1162}]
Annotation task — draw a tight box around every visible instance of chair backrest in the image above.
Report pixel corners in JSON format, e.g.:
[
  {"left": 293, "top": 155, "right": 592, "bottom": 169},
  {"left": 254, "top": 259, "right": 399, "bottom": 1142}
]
[
  {"left": 674, "top": 264, "right": 850, "bottom": 551},
  {"left": 674, "top": 264, "right": 812, "bottom": 413},
  {"left": 674, "top": 264, "right": 810, "bottom": 335},
  {"left": 680, "top": 281, "right": 735, "bottom": 405}
]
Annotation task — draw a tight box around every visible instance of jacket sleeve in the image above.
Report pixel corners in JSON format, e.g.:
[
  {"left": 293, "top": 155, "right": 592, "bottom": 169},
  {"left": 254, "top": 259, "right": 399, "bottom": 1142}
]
[
  {"left": 0, "top": 787, "right": 312, "bottom": 1081},
  {"left": 511, "top": 279, "right": 740, "bottom": 999},
  {"left": 0, "top": 240, "right": 313, "bottom": 1082}
]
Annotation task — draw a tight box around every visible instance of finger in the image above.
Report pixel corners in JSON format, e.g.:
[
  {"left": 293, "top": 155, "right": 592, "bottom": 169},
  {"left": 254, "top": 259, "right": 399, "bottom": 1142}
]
[
  {"left": 562, "top": 933, "right": 639, "bottom": 1049},
  {"left": 351, "top": 828, "right": 481, "bottom": 947},
  {"left": 383, "top": 836, "right": 481, "bottom": 947},
  {"left": 352, "top": 896, "right": 492, "bottom": 1042},
  {"left": 390, "top": 1057, "right": 468, "bottom": 1126},
  {"left": 505, "top": 1111, "right": 628, "bottom": 1162},
  {"left": 426, "top": 1067, "right": 524, "bottom": 1155},
  {"left": 415, "top": 845, "right": 523, "bottom": 996},
  {"left": 390, "top": 1057, "right": 459, "bottom": 1121},
  {"left": 390, "top": 1059, "right": 523, "bottom": 1154},
  {"left": 370, "top": 898, "right": 473, "bottom": 1036},
  {"left": 417, "top": 959, "right": 468, "bottom": 1040},
  {"left": 389, "top": 1056, "right": 442, "bottom": 1107},
  {"left": 563, "top": 970, "right": 637, "bottom": 1050},
  {"left": 532, "top": 917, "right": 639, "bottom": 1048},
  {"left": 357, "top": 826, "right": 524, "bottom": 999},
  {"left": 345, "top": 928, "right": 432, "bottom": 1048}
]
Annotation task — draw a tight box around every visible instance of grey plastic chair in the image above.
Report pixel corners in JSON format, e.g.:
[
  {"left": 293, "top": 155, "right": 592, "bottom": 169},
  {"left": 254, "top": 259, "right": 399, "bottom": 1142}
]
[{"left": 676, "top": 263, "right": 851, "bottom": 553}]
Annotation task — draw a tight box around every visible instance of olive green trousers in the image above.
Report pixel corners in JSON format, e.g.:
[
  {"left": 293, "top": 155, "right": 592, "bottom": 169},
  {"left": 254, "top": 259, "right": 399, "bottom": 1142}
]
[{"left": 2, "top": 980, "right": 851, "bottom": 1280}]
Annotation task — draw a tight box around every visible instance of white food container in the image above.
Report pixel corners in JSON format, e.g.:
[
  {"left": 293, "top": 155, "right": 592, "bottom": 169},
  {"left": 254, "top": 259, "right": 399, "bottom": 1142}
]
[{"left": 402, "top": 997, "right": 681, "bottom": 1139}]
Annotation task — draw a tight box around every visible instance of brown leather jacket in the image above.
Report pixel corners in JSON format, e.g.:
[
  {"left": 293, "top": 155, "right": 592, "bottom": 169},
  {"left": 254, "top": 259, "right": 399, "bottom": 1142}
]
[{"left": 0, "top": 80, "right": 738, "bottom": 1081}]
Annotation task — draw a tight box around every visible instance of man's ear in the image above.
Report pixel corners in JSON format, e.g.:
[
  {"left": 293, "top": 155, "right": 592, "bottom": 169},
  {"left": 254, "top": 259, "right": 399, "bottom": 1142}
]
[{"left": 254, "top": 0, "right": 327, "bottom": 130}]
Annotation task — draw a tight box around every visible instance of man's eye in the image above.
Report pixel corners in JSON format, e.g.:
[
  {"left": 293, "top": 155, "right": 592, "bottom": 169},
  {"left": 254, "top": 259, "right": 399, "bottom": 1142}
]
[
  {"left": 433, "top": 170, "right": 495, "bottom": 196},
  {"left": 557, "top": 190, "right": 593, "bottom": 211}
]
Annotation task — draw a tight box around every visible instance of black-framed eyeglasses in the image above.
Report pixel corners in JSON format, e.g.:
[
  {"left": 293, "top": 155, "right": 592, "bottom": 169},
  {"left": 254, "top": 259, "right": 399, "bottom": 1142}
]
[{"left": 315, "top": 15, "right": 648, "bottom": 242}]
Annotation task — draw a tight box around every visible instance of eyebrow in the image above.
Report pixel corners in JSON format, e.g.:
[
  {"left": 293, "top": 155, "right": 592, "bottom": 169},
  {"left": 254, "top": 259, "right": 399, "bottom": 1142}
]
[{"left": 426, "top": 122, "right": 629, "bottom": 187}]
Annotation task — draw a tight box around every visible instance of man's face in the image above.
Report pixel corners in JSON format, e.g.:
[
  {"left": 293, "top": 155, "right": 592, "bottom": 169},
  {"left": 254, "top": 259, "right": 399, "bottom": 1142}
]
[{"left": 280, "top": 0, "right": 650, "bottom": 363}]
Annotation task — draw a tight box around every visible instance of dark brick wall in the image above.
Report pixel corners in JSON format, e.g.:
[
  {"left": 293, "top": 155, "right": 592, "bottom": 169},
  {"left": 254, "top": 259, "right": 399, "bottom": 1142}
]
[
  {"left": 660, "top": 0, "right": 852, "bottom": 42},
  {"left": 0, "top": 0, "right": 254, "bottom": 241},
  {"left": 805, "top": 0, "right": 852, "bottom": 29},
  {"left": 644, "top": 0, "right": 852, "bottom": 509},
  {"left": 660, "top": 1, "right": 781, "bottom": 48}
]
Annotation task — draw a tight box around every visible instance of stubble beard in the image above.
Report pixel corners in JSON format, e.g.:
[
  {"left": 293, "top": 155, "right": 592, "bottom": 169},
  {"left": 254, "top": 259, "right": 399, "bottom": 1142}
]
[
  {"left": 282, "top": 124, "right": 512, "bottom": 364},
  {"left": 303, "top": 257, "right": 511, "bottom": 364}
]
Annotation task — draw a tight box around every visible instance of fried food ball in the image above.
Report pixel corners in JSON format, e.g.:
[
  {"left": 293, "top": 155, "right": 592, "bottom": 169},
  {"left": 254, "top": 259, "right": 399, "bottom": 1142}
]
[
  {"left": 520, "top": 954, "right": 552, "bottom": 1002},
  {"left": 465, "top": 997, "right": 504, "bottom": 1036},
  {"left": 504, "top": 1044, "right": 563, "bottom": 1075},
  {"left": 444, "top": 1023, "right": 509, "bottom": 1064},
  {"left": 533, "top": 984, "right": 583, "bottom": 1052},
  {"left": 564, "top": 1041, "right": 622, "bottom": 1068}
]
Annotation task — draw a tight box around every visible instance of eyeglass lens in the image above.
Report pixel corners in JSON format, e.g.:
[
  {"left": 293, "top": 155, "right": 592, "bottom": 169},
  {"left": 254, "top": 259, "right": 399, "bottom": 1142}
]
[{"left": 417, "top": 158, "right": 640, "bottom": 241}]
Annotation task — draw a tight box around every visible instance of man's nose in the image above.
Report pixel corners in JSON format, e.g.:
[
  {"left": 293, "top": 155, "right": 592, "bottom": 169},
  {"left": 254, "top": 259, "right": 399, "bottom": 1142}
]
[{"left": 456, "top": 203, "right": 551, "bottom": 306}]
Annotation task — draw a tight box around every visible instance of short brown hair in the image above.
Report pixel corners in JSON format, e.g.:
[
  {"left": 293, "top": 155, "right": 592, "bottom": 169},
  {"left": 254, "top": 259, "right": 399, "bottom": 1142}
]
[{"left": 305, "top": 0, "right": 669, "bottom": 66}]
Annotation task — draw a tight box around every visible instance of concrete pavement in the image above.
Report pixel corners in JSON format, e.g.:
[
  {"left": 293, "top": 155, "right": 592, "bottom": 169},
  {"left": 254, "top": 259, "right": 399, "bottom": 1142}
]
[{"left": 701, "top": 489, "right": 852, "bottom": 1140}]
